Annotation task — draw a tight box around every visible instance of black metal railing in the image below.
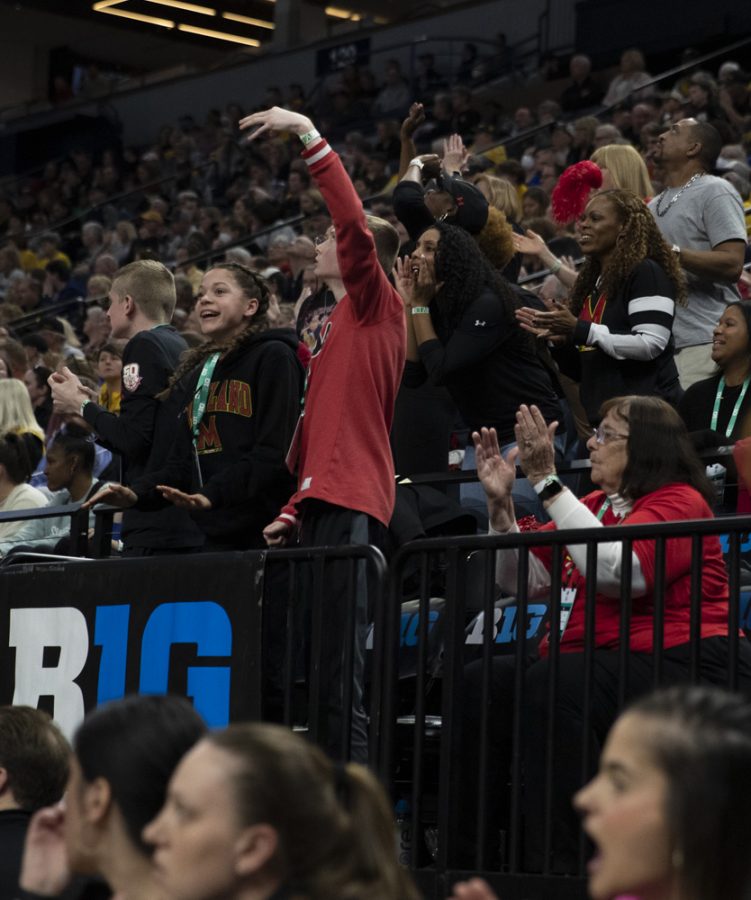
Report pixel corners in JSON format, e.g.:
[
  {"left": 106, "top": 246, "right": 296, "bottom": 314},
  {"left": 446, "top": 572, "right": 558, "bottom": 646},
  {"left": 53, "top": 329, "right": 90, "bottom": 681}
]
[
  {"left": 3, "top": 508, "right": 751, "bottom": 898},
  {"left": 0, "top": 502, "right": 94, "bottom": 564},
  {"left": 378, "top": 514, "right": 751, "bottom": 897}
]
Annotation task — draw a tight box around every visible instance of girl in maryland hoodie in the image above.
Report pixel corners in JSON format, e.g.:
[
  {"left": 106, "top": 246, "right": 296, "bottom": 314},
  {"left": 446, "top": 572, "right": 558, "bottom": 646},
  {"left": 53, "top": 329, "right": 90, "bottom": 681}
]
[{"left": 95, "top": 263, "right": 304, "bottom": 551}]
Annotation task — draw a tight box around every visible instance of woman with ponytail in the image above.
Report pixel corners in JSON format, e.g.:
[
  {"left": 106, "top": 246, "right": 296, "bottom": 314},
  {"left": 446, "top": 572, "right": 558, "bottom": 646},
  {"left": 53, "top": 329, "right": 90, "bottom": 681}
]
[
  {"left": 0, "top": 431, "right": 47, "bottom": 539},
  {"left": 88, "top": 263, "right": 304, "bottom": 550},
  {"left": 145, "top": 722, "right": 420, "bottom": 900}
]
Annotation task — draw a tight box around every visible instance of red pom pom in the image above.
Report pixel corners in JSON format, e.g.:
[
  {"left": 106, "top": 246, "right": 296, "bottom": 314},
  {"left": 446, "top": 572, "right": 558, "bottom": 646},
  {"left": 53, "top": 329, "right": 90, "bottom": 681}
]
[
  {"left": 550, "top": 161, "right": 603, "bottom": 224},
  {"left": 517, "top": 514, "right": 545, "bottom": 533}
]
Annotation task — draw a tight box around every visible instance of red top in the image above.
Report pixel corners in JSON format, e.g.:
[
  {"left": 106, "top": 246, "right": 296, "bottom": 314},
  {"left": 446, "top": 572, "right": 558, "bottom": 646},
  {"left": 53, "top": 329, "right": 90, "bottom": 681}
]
[
  {"left": 533, "top": 483, "right": 731, "bottom": 654},
  {"left": 276, "top": 138, "right": 406, "bottom": 528}
]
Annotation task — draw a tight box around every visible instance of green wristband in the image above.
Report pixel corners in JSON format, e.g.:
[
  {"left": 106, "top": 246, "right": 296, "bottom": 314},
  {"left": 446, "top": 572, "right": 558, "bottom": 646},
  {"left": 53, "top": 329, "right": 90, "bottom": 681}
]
[
  {"left": 300, "top": 128, "right": 321, "bottom": 146},
  {"left": 411, "top": 306, "right": 431, "bottom": 315}
]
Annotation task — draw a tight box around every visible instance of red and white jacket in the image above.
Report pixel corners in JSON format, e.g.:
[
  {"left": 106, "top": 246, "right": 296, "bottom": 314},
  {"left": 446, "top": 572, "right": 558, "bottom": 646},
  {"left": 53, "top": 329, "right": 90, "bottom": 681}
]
[{"left": 275, "top": 137, "right": 406, "bottom": 530}]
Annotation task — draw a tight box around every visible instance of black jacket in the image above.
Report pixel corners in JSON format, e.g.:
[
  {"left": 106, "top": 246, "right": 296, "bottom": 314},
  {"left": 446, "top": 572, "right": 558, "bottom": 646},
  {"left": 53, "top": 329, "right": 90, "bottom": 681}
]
[
  {"left": 132, "top": 328, "right": 304, "bottom": 548},
  {"left": 83, "top": 325, "right": 204, "bottom": 550},
  {"left": 404, "top": 289, "right": 561, "bottom": 444}
]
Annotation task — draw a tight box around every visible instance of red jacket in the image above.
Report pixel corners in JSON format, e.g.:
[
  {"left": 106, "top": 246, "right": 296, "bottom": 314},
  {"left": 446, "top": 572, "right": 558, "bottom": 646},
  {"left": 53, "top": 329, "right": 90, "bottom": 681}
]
[
  {"left": 276, "top": 138, "right": 406, "bottom": 529},
  {"left": 534, "top": 483, "right": 731, "bottom": 654}
]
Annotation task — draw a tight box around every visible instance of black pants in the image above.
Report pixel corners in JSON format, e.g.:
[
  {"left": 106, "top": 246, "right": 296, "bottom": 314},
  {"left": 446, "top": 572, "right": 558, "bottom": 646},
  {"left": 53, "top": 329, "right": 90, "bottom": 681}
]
[
  {"left": 299, "top": 500, "right": 386, "bottom": 763},
  {"left": 461, "top": 636, "right": 751, "bottom": 872}
]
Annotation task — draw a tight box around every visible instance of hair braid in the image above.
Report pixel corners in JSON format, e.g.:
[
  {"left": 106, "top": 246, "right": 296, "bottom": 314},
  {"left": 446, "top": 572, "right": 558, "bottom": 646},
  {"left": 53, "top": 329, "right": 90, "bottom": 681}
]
[{"left": 164, "top": 263, "right": 272, "bottom": 396}]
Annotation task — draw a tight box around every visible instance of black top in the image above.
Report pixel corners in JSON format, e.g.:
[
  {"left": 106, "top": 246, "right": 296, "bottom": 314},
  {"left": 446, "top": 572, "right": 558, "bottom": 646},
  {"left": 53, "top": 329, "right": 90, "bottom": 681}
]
[
  {"left": 557, "top": 259, "right": 683, "bottom": 424},
  {"left": 392, "top": 180, "right": 435, "bottom": 243},
  {"left": 403, "top": 288, "right": 561, "bottom": 444},
  {"left": 678, "top": 373, "right": 751, "bottom": 449},
  {"left": 0, "top": 809, "right": 29, "bottom": 900},
  {"left": 83, "top": 325, "right": 204, "bottom": 550},
  {"left": 559, "top": 76, "right": 605, "bottom": 112},
  {"left": 132, "top": 328, "right": 303, "bottom": 548}
]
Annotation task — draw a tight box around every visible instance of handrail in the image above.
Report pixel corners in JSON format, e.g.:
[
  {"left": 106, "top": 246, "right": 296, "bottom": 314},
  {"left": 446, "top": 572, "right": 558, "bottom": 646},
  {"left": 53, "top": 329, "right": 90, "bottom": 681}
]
[
  {"left": 0, "top": 27, "right": 511, "bottom": 129},
  {"left": 469, "top": 33, "right": 751, "bottom": 158},
  {"left": 390, "top": 511, "right": 751, "bottom": 560},
  {"left": 0, "top": 502, "right": 92, "bottom": 561},
  {"left": 399, "top": 446, "right": 735, "bottom": 486},
  {"left": 0, "top": 502, "right": 89, "bottom": 524}
]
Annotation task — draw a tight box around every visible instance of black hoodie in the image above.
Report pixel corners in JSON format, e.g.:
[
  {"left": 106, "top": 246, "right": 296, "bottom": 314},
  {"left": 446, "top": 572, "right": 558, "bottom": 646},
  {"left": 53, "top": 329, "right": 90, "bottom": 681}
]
[{"left": 132, "top": 327, "right": 304, "bottom": 549}]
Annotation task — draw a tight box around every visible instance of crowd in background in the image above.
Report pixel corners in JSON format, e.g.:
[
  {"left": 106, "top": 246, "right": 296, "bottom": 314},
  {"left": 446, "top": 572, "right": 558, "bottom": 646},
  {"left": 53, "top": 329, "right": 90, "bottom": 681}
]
[
  {"left": 0, "top": 35, "right": 751, "bottom": 900},
  {"left": 0, "top": 45, "right": 748, "bottom": 505}
]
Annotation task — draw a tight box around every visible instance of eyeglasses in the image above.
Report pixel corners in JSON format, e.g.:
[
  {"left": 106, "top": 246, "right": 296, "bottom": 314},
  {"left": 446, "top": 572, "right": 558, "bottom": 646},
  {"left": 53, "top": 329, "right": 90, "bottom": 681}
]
[{"left": 592, "top": 426, "right": 629, "bottom": 445}]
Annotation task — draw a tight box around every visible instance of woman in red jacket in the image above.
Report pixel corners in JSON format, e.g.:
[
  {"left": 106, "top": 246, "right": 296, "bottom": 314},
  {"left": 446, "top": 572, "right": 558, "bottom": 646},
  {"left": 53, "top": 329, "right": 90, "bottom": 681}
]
[{"left": 465, "top": 394, "right": 751, "bottom": 873}]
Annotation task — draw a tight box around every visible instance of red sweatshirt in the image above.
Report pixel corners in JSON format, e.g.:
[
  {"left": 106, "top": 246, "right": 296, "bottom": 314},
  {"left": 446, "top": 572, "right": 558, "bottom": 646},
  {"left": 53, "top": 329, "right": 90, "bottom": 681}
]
[{"left": 276, "top": 138, "right": 406, "bottom": 529}]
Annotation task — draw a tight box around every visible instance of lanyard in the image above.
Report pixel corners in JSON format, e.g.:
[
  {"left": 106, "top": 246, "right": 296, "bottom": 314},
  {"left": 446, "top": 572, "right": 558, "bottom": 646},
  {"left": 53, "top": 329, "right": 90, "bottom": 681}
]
[
  {"left": 558, "top": 495, "right": 614, "bottom": 638},
  {"left": 711, "top": 376, "right": 750, "bottom": 438},
  {"left": 191, "top": 352, "right": 220, "bottom": 445},
  {"left": 561, "top": 496, "right": 613, "bottom": 587}
]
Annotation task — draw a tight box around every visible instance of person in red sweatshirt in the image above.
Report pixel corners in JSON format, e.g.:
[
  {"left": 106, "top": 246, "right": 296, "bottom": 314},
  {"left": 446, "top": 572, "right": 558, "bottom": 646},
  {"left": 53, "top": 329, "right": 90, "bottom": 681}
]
[{"left": 240, "top": 106, "right": 405, "bottom": 762}]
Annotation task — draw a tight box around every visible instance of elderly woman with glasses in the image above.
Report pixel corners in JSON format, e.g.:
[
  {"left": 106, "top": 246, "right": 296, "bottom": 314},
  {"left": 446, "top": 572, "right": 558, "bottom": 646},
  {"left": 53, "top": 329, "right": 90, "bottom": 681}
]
[{"left": 462, "top": 395, "right": 751, "bottom": 874}]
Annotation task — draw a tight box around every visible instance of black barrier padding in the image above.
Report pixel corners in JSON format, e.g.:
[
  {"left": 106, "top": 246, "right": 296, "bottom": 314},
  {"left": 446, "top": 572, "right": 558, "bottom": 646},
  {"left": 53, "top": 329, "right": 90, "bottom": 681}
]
[{"left": 0, "top": 552, "right": 264, "bottom": 729}]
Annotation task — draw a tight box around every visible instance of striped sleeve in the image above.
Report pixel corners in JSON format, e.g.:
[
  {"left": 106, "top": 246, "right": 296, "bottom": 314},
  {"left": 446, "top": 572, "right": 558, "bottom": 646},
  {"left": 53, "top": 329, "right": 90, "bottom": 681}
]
[
  {"left": 586, "top": 261, "right": 676, "bottom": 361},
  {"left": 301, "top": 137, "right": 332, "bottom": 166}
]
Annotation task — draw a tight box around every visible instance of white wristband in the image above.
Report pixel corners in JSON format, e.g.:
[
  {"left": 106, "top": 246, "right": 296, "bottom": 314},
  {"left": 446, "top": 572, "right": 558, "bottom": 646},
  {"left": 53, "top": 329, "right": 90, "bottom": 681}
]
[
  {"left": 409, "top": 157, "right": 424, "bottom": 170},
  {"left": 300, "top": 128, "right": 321, "bottom": 147}
]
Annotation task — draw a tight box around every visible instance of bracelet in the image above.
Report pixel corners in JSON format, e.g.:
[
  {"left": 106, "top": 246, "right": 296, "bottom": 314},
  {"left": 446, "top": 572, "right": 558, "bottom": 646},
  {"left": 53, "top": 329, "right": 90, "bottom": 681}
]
[
  {"left": 299, "top": 128, "right": 321, "bottom": 147},
  {"left": 671, "top": 243, "right": 681, "bottom": 257},
  {"left": 411, "top": 306, "right": 431, "bottom": 315},
  {"left": 80, "top": 399, "right": 91, "bottom": 417},
  {"left": 409, "top": 157, "right": 424, "bottom": 170},
  {"left": 549, "top": 257, "right": 562, "bottom": 274}
]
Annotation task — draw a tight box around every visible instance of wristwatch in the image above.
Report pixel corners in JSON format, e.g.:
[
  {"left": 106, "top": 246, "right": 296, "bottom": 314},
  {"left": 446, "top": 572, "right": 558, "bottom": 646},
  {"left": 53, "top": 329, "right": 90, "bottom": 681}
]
[
  {"left": 409, "top": 157, "right": 424, "bottom": 170},
  {"left": 534, "top": 474, "right": 565, "bottom": 502}
]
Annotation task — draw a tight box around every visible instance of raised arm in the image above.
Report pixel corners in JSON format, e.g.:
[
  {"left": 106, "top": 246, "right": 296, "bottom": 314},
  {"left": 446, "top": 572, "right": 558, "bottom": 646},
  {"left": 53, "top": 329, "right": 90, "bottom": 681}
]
[
  {"left": 512, "top": 229, "right": 578, "bottom": 288},
  {"left": 398, "top": 101, "right": 426, "bottom": 179},
  {"left": 500, "top": 404, "right": 647, "bottom": 597},
  {"left": 240, "top": 107, "right": 399, "bottom": 325}
]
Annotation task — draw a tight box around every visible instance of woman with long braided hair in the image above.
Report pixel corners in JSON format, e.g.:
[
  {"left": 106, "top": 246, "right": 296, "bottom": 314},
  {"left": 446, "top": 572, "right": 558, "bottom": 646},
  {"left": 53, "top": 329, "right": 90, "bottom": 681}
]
[
  {"left": 517, "top": 188, "right": 686, "bottom": 424},
  {"left": 394, "top": 221, "right": 561, "bottom": 522},
  {"left": 87, "top": 262, "right": 303, "bottom": 550}
]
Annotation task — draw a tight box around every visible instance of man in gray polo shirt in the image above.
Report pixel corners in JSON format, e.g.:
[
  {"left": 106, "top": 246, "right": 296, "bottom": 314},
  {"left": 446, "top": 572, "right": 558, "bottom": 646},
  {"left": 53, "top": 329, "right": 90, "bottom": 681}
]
[{"left": 649, "top": 118, "right": 746, "bottom": 387}]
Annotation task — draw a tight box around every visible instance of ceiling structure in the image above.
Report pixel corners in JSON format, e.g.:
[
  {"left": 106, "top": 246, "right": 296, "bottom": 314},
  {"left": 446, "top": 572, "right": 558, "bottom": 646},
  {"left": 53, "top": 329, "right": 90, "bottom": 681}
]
[{"left": 6, "top": 0, "right": 445, "bottom": 53}]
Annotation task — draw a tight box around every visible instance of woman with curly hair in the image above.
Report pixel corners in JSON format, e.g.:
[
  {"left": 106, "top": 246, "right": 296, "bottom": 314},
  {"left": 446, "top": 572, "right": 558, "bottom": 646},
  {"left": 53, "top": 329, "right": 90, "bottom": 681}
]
[
  {"left": 395, "top": 221, "right": 561, "bottom": 520},
  {"left": 88, "top": 262, "right": 303, "bottom": 550},
  {"left": 517, "top": 189, "right": 685, "bottom": 424}
]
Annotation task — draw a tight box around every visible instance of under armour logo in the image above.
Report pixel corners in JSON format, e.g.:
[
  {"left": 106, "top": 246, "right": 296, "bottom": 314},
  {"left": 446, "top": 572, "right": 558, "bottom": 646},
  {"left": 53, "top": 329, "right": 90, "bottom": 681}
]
[{"left": 474, "top": 319, "right": 486, "bottom": 327}]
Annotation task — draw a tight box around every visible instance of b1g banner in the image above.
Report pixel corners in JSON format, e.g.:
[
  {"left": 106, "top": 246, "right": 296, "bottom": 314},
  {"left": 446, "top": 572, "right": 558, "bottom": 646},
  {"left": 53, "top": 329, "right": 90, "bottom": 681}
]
[{"left": 0, "top": 553, "right": 266, "bottom": 738}]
